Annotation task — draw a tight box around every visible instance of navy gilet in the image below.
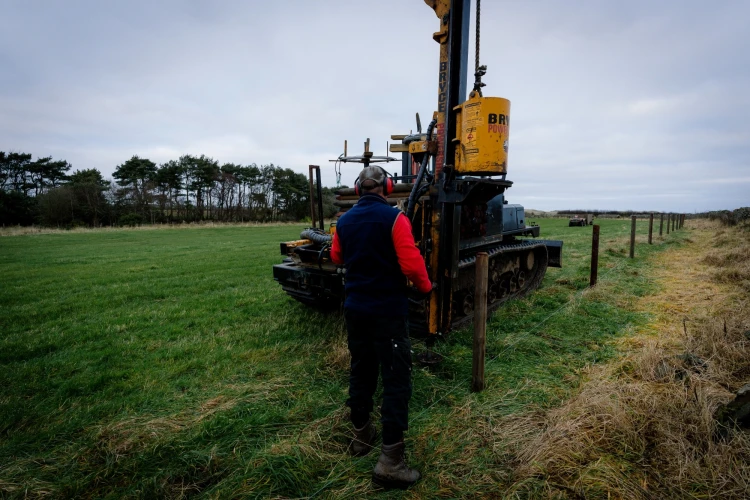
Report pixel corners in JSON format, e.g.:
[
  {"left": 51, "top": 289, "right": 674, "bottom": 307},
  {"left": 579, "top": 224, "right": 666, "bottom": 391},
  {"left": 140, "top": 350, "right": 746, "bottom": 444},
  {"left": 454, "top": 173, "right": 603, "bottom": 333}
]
[{"left": 335, "top": 193, "right": 408, "bottom": 316}]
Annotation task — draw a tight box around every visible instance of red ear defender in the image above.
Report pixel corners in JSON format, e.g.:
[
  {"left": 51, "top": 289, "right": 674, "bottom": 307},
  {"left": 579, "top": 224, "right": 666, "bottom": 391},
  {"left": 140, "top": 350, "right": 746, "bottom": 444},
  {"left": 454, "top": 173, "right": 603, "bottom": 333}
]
[
  {"left": 355, "top": 167, "right": 392, "bottom": 196},
  {"left": 383, "top": 176, "right": 394, "bottom": 196},
  {"left": 380, "top": 166, "right": 393, "bottom": 196}
]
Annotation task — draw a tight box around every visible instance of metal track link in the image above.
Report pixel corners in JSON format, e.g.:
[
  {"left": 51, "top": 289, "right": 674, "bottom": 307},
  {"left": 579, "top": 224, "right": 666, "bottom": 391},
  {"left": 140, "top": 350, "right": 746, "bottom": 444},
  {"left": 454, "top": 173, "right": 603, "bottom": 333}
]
[
  {"left": 458, "top": 239, "right": 546, "bottom": 269},
  {"left": 409, "top": 240, "right": 550, "bottom": 337}
]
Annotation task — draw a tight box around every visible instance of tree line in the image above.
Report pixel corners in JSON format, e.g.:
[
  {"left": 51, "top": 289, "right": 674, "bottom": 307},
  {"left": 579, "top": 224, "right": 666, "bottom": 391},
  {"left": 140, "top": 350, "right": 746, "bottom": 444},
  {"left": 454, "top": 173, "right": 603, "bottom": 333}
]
[
  {"left": 706, "top": 208, "right": 750, "bottom": 227},
  {"left": 1, "top": 151, "right": 339, "bottom": 227},
  {"left": 558, "top": 208, "right": 750, "bottom": 224}
]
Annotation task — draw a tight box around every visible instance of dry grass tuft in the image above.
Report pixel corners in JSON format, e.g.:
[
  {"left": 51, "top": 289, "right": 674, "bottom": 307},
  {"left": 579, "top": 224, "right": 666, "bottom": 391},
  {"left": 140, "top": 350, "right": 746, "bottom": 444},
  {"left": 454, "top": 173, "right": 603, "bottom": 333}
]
[
  {"left": 702, "top": 230, "right": 750, "bottom": 292},
  {"left": 499, "top": 222, "right": 750, "bottom": 499},
  {"left": 321, "top": 332, "right": 351, "bottom": 375},
  {"left": 95, "top": 380, "right": 291, "bottom": 458},
  {"left": 505, "top": 317, "right": 750, "bottom": 498},
  {"left": 0, "top": 478, "right": 56, "bottom": 497}
]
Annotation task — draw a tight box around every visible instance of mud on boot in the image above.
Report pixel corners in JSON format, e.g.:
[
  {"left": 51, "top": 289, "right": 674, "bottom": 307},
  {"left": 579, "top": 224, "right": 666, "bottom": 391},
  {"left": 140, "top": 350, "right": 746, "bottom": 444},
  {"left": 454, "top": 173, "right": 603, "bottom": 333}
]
[
  {"left": 350, "top": 420, "right": 377, "bottom": 456},
  {"left": 372, "top": 442, "right": 421, "bottom": 489}
]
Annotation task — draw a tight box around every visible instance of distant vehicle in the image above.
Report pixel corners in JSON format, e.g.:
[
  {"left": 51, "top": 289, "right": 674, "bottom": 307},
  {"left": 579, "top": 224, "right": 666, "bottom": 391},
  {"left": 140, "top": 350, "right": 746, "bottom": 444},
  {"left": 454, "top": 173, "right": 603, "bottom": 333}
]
[{"left": 569, "top": 214, "right": 593, "bottom": 226}]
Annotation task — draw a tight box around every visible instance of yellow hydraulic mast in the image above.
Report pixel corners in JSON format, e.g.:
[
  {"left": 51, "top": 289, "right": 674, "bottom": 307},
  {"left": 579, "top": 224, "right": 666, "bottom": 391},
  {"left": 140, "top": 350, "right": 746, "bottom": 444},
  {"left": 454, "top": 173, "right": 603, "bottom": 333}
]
[
  {"left": 425, "top": 0, "right": 449, "bottom": 336},
  {"left": 424, "top": 0, "right": 471, "bottom": 337}
]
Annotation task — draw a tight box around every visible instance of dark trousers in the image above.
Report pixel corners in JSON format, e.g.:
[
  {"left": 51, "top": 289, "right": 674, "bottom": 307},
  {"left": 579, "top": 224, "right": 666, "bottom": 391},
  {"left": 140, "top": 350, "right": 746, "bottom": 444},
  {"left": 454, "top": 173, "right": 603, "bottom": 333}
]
[{"left": 344, "top": 309, "right": 413, "bottom": 434}]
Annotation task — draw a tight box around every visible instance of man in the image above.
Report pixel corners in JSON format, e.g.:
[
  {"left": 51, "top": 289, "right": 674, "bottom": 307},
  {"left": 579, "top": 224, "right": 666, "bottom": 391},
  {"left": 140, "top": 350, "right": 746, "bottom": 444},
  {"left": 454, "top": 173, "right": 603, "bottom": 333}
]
[{"left": 330, "top": 166, "right": 433, "bottom": 490}]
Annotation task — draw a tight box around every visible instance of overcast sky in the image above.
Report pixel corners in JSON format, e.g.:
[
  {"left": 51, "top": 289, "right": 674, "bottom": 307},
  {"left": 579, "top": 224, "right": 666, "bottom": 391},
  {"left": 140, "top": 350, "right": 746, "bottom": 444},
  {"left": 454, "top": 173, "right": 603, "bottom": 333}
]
[{"left": 2, "top": 0, "right": 748, "bottom": 212}]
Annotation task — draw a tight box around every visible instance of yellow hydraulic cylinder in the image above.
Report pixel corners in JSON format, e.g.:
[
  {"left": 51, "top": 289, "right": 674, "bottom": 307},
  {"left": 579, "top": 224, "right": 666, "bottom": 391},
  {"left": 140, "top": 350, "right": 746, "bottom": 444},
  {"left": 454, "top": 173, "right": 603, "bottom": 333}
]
[{"left": 453, "top": 91, "right": 511, "bottom": 175}]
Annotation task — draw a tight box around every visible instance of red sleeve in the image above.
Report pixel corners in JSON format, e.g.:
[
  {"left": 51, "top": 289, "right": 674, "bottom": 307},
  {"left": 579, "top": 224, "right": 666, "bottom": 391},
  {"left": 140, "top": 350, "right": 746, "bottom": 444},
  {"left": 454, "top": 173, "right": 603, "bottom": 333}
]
[
  {"left": 392, "top": 213, "right": 432, "bottom": 293},
  {"left": 330, "top": 229, "right": 343, "bottom": 265}
]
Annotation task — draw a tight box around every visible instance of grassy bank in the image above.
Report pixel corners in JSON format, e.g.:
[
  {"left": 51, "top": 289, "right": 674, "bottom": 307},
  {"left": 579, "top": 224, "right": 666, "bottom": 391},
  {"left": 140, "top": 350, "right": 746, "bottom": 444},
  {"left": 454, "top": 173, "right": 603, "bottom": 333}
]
[
  {"left": 1, "top": 218, "right": 695, "bottom": 497},
  {"left": 499, "top": 220, "right": 750, "bottom": 499}
]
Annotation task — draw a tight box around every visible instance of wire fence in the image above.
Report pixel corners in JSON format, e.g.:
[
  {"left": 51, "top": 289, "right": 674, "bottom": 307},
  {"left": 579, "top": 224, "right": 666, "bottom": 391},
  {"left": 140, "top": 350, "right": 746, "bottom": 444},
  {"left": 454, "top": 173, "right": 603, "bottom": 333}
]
[
  {"left": 305, "top": 250, "right": 637, "bottom": 498},
  {"left": 298, "top": 215, "right": 690, "bottom": 497}
]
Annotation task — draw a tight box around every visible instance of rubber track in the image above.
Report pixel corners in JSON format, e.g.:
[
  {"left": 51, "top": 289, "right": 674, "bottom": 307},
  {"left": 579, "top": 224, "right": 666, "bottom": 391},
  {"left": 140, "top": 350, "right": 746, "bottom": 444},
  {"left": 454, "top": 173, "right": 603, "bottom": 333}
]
[
  {"left": 281, "top": 240, "right": 551, "bottom": 337},
  {"left": 410, "top": 239, "right": 550, "bottom": 335},
  {"left": 458, "top": 239, "right": 546, "bottom": 269}
]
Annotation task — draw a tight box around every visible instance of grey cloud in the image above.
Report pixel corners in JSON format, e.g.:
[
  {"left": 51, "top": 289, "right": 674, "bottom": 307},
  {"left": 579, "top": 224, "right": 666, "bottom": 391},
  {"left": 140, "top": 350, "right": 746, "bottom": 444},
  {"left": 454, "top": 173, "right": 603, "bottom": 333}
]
[{"left": 1, "top": 0, "right": 748, "bottom": 211}]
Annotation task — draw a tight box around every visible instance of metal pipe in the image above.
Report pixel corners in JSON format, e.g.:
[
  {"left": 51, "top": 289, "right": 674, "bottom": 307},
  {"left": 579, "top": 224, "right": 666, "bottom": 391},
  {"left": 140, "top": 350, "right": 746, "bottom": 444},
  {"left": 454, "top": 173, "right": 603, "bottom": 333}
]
[
  {"left": 308, "top": 165, "right": 317, "bottom": 228},
  {"left": 300, "top": 228, "right": 332, "bottom": 245},
  {"left": 406, "top": 118, "right": 437, "bottom": 220},
  {"left": 316, "top": 166, "right": 324, "bottom": 230}
]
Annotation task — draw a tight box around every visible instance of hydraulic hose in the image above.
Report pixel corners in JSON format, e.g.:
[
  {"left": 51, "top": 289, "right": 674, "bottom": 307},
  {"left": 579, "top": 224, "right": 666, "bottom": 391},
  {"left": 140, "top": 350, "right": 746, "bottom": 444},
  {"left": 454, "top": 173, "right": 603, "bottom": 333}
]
[
  {"left": 301, "top": 228, "right": 332, "bottom": 245},
  {"left": 405, "top": 118, "right": 438, "bottom": 221}
]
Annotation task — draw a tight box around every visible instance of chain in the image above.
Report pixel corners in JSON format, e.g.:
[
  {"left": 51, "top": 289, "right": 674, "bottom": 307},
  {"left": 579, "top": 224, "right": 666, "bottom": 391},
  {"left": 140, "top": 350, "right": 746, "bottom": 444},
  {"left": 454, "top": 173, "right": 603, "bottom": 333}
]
[
  {"left": 475, "top": 0, "right": 481, "bottom": 73},
  {"left": 472, "top": 0, "right": 486, "bottom": 95}
]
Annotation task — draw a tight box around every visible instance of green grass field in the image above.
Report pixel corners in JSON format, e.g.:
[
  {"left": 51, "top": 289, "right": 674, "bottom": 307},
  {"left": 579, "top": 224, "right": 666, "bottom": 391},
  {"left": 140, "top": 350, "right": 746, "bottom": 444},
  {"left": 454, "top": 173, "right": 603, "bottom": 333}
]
[{"left": 0, "top": 218, "right": 689, "bottom": 498}]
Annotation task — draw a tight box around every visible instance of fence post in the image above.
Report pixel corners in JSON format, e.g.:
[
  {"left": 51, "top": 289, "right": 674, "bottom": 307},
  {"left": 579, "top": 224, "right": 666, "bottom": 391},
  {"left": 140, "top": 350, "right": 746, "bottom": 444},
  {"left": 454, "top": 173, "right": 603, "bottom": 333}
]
[
  {"left": 308, "top": 165, "right": 317, "bottom": 228},
  {"left": 590, "top": 224, "right": 600, "bottom": 287},
  {"left": 472, "top": 252, "right": 488, "bottom": 393},
  {"left": 659, "top": 213, "right": 664, "bottom": 236},
  {"left": 648, "top": 213, "right": 653, "bottom": 244},
  {"left": 629, "top": 215, "right": 636, "bottom": 258},
  {"left": 666, "top": 213, "right": 670, "bottom": 234}
]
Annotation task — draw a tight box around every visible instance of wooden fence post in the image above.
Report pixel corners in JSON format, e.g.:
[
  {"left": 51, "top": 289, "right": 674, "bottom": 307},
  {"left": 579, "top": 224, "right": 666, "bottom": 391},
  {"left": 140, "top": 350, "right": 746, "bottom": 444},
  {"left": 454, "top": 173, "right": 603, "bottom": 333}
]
[
  {"left": 672, "top": 214, "right": 676, "bottom": 232},
  {"left": 666, "top": 213, "right": 670, "bottom": 234},
  {"left": 590, "top": 224, "right": 600, "bottom": 287},
  {"left": 472, "top": 252, "right": 488, "bottom": 393},
  {"left": 659, "top": 213, "right": 664, "bottom": 236},
  {"left": 629, "top": 215, "right": 636, "bottom": 258},
  {"left": 308, "top": 165, "right": 317, "bottom": 228},
  {"left": 648, "top": 213, "right": 653, "bottom": 244}
]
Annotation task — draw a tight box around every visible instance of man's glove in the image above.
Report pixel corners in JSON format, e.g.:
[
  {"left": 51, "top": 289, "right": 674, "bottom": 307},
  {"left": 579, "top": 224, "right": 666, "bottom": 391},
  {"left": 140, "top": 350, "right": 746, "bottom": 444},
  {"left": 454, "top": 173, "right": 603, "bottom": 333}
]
[{"left": 410, "top": 282, "right": 436, "bottom": 300}]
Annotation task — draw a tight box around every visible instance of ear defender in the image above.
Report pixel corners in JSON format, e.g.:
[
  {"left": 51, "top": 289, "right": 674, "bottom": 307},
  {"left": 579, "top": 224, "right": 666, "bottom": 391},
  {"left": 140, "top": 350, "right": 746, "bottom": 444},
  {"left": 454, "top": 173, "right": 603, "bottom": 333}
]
[
  {"left": 380, "top": 167, "right": 394, "bottom": 196},
  {"left": 354, "top": 167, "right": 393, "bottom": 196}
]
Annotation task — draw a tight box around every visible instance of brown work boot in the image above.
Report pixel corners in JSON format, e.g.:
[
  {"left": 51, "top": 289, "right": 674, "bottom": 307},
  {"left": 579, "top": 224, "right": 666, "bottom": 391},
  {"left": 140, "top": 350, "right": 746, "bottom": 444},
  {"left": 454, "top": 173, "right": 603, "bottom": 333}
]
[
  {"left": 350, "top": 420, "right": 377, "bottom": 456},
  {"left": 372, "top": 442, "right": 421, "bottom": 489}
]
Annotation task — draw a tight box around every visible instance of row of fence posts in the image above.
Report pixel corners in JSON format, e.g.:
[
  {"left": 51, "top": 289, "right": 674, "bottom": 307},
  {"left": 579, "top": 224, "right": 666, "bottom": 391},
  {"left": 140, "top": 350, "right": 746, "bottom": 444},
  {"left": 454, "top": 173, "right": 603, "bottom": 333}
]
[
  {"left": 594, "top": 212, "right": 686, "bottom": 287},
  {"left": 472, "top": 213, "right": 687, "bottom": 392}
]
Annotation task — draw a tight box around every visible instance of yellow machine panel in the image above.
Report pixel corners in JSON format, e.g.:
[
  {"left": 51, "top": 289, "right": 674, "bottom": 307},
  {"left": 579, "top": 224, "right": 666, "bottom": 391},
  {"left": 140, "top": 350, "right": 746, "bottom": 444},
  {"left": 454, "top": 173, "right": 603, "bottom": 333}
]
[{"left": 453, "top": 92, "right": 511, "bottom": 175}]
